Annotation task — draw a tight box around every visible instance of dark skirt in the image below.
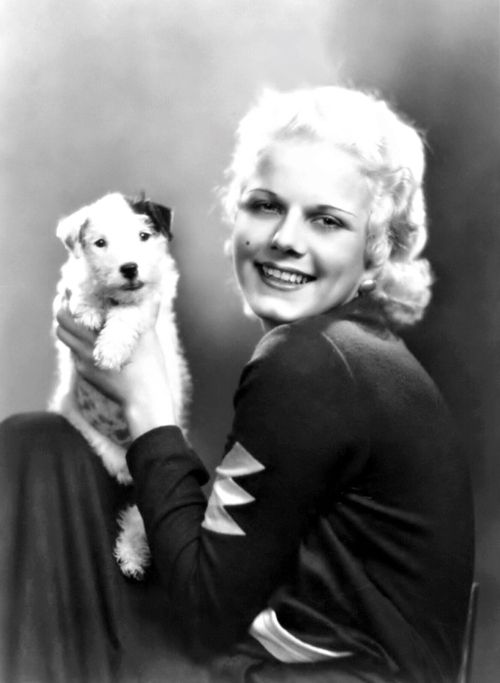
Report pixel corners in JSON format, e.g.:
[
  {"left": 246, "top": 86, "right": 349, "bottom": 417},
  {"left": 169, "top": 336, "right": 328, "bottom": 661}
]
[
  {"left": 0, "top": 412, "right": 212, "bottom": 683},
  {"left": 0, "top": 413, "right": 398, "bottom": 683}
]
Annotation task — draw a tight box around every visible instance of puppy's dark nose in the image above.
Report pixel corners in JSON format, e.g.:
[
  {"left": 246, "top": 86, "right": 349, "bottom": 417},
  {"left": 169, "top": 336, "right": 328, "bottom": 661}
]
[{"left": 120, "top": 262, "right": 138, "bottom": 280}]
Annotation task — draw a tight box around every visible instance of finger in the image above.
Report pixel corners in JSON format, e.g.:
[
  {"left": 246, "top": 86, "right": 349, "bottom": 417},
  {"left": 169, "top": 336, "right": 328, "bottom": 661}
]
[
  {"left": 71, "top": 352, "right": 87, "bottom": 376},
  {"left": 55, "top": 324, "right": 95, "bottom": 361},
  {"left": 72, "top": 353, "right": 97, "bottom": 382},
  {"left": 70, "top": 355, "right": 101, "bottom": 391},
  {"left": 56, "top": 308, "right": 97, "bottom": 342}
]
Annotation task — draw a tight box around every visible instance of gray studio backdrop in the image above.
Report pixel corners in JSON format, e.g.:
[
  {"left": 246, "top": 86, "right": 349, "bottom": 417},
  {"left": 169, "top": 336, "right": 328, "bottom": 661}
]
[{"left": 1, "top": 1, "right": 499, "bottom": 680}]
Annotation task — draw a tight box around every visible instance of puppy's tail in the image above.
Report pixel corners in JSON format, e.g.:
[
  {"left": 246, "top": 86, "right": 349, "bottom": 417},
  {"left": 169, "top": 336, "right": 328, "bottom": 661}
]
[{"left": 114, "top": 504, "right": 151, "bottom": 580}]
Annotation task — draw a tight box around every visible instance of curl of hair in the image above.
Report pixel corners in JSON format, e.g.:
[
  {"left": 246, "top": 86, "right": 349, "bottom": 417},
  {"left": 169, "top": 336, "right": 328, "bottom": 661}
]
[{"left": 221, "top": 86, "right": 433, "bottom": 327}]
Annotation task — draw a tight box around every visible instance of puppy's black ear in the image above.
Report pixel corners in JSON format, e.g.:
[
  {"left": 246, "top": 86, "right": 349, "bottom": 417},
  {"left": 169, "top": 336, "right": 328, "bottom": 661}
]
[
  {"left": 147, "top": 202, "right": 174, "bottom": 241},
  {"left": 128, "top": 192, "right": 174, "bottom": 241}
]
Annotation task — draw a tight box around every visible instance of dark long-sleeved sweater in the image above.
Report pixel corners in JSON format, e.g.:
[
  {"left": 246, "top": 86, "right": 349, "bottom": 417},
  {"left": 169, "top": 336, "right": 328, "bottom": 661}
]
[{"left": 127, "top": 298, "right": 474, "bottom": 683}]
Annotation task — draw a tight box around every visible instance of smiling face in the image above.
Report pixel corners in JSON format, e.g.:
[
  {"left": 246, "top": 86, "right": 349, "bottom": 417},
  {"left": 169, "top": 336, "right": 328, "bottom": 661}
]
[{"left": 231, "top": 139, "right": 375, "bottom": 329}]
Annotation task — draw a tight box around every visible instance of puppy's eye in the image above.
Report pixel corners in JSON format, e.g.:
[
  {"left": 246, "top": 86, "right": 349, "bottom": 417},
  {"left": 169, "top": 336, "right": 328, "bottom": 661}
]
[
  {"left": 139, "top": 232, "right": 152, "bottom": 242},
  {"left": 94, "top": 239, "right": 107, "bottom": 248}
]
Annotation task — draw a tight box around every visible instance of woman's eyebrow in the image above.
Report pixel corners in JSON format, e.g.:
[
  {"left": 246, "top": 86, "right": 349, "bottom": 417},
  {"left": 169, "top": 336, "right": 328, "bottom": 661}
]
[
  {"left": 307, "top": 203, "right": 357, "bottom": 217},
  {"left": 245, "top": 188, "right": 279, "bottom": 197},
  {"left": 243, "top": 191, "right": 356, "bottom": 217}
]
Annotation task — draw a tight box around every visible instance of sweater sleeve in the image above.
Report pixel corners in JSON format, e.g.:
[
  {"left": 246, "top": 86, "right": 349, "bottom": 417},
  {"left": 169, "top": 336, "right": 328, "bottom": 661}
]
[{"left": 126, "top": 323, "right": 367, "bottom": 653}]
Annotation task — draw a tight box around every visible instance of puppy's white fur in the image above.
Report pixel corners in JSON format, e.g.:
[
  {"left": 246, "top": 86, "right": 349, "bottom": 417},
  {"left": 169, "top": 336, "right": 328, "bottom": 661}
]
[{"left": 49, "top": 192, "right": 190, "bottom": 579}]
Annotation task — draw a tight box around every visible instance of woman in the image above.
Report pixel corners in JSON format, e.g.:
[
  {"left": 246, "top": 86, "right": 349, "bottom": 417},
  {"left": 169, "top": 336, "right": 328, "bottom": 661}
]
[{"left": 0, "top": 86, "right": 474, "bottom": 683}]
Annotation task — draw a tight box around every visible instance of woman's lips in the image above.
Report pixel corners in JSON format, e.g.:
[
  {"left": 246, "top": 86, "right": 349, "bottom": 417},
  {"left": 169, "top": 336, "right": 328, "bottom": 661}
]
[{"left": 256, "top": 262, "right": 315, "bottom": 287}]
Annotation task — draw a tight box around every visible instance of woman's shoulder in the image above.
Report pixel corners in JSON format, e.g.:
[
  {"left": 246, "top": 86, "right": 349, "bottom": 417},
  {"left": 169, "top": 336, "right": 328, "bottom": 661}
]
[
  {"left": 243, "top": 315, "right": 369, "bottom": 402},
  {"left": 250, "top": 300, "right": 433, "bottom": 401},
  {"left": 253, "top": 300, "right": 392, "bottom": 369},
  {"left": 251, "top": 316, "right": 344, "bottom": 376}
]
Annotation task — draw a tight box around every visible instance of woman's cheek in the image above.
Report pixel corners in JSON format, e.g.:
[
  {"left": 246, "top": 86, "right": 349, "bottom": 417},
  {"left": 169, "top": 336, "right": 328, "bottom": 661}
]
[{"left": 232, "top": 225, "right": 254, "bottom": 259}]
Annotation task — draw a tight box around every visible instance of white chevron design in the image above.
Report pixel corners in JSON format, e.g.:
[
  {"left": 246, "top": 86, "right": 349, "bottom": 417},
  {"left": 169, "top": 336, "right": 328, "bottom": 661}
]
[
  {"left": 216, "top": 441, "right": 265, "bottom": 478},
  {"left": 212, "top": 476, "right": 255, "bottom": 506},
  {"left": 202, "top": 441, "right": 265, "bottom": 535}
]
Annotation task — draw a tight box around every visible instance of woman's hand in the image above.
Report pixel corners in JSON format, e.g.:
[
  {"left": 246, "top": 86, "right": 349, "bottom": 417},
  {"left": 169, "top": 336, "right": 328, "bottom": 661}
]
[{"left": 55, "top": 309, "right": 177, "bottom": 440}]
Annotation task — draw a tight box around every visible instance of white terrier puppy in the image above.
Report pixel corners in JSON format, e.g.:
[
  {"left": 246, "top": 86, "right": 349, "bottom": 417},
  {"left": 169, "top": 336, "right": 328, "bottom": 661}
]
[{"left": 49, "top": 192, "right": 190, "bottom": 579}]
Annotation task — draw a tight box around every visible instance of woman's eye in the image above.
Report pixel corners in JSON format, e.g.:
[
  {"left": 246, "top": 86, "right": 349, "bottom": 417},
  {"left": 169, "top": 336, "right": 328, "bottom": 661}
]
[
  {"left": 241, "top": 199, "right": 282, "bottom": 215},
  {"left": 258, "top": 201, "right": 280, "bottom": 213},
  {"left": 139, "top": 232, "right": 151, "bottom": 242},
  {"left": 313, "top": 215, "right": 344, "bottom": 230},
  {"left": 94, "top": 238, "right": 107, "bottom": 248}
]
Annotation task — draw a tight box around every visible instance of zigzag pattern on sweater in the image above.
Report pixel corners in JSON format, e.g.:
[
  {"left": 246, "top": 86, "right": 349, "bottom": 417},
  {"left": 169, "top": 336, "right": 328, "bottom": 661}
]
[{"left": 202, "top": 441, "right": 265, "bottom": 535}]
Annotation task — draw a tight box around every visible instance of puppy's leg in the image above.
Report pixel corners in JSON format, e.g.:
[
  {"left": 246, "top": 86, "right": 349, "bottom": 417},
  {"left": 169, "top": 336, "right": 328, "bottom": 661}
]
[
  {"left": 60, "top": 393, "right": 132, "bottom": 484},
  {"left": 114, "top": 504, "right": 151, "bottom": 579},
  {"left": 70, "top": 296, "right": 105, "bottom": 331},
  {"left": 93, "top": 302, "right": 156, "bottom": 370}
]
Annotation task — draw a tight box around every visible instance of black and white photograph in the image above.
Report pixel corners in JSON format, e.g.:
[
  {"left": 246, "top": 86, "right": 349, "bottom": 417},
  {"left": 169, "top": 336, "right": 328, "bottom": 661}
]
[{"left": 0, "top": 1, "right": 498, "bottom": 681}]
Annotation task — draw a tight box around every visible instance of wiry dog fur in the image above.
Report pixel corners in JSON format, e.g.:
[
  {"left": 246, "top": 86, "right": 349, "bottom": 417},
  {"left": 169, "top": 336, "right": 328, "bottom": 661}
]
[{"left": 49, "top": 192, "right": 190, "bottom": 579}]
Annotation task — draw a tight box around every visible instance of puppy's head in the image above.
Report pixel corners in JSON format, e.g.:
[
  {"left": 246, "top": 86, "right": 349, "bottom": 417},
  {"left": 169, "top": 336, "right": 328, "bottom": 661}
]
[{"left": 56, "top": 192, "right": 177, "bottom": 302}]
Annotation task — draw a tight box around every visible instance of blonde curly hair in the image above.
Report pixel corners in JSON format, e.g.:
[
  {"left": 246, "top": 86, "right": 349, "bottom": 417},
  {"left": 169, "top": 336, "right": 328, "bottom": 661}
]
[{"left": 221, "top": 86, "right": 433, "bottom": 327}]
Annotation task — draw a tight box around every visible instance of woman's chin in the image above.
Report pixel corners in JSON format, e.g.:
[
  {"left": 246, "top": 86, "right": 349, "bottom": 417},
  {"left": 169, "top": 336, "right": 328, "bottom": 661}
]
[{"left": 244, "top": 298, "right": 308, "bottom": 329}]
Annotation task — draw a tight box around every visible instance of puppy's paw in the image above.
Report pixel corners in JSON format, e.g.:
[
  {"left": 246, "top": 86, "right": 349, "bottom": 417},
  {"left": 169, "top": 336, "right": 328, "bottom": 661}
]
[
  {"left": 93, "top": 344, "right": 125, "bottom": 370},
  {"left": 93, "top": 332, "right": 137, "bottom": 370},
  {"left": 74, "top": 309, "right": 104, "bottom": 331}
]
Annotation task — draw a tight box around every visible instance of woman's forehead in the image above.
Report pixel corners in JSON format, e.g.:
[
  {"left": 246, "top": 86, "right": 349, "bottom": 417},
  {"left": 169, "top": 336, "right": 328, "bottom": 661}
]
[
  {"left": 245, "top": 140, "right": 373, "bottom": 213},
  {"left": 256, "top": 138, "right": 365, "bottom": 175}
]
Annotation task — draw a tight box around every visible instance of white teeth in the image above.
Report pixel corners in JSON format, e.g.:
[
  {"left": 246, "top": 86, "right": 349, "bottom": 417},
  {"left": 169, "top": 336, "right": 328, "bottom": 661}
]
[{"left": 261, "top": 265, "right": 311, "bottom": 285}]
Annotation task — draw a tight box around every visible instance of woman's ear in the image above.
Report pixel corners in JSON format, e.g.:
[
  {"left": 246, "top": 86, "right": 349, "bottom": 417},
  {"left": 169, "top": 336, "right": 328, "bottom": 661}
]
[
  {"left": 357, "top": 278, "right": 377, "bottom": 295},
  {"left": 357, "top": 259, "right": 382, "bottom": 295}
]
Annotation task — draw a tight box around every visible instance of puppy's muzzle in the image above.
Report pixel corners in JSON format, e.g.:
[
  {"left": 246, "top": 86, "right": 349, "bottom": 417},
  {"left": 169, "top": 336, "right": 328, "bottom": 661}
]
[{"left": 120, "top": 262, "right": 139, "bottom": 280}]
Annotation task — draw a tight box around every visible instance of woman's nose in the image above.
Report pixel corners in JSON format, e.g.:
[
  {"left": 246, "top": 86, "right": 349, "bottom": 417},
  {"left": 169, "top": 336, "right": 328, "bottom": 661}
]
[{"left": 270, "top": 211, "right": 306, "bottom": 256}]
